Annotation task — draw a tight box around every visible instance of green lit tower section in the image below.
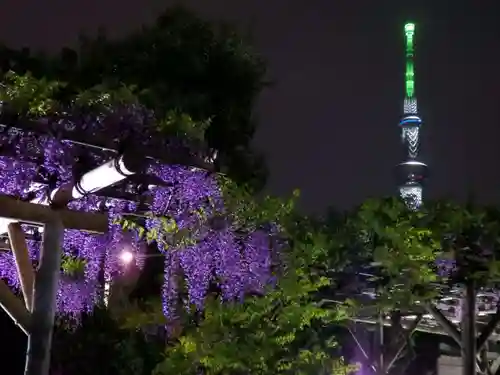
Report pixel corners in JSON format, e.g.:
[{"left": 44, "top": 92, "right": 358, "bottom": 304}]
[
  {"left": 404, "top": 23, "right": 417, "bottom": 114},
  {"left": 395, "top": 22, "right": 429, "bottom": 209}
]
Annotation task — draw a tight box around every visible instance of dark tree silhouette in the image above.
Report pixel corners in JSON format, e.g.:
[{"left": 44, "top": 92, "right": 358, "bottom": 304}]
[{"left": 0, "top": 6, "right": 269, "bottom": 191}]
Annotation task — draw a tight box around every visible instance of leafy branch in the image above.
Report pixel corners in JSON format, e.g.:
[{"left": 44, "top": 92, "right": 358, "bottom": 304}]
[
  {"left": 61, "top": 254, "right": 87, "bottom": 279},
  {"left": 0, "top": 71, "right": 210, "bottom": 141},
  {"left": 217, "top": 174, "right": 298, "bottom": 233},
  {"left": 116, "top": 214, "right": 199, "bottom": 251}
]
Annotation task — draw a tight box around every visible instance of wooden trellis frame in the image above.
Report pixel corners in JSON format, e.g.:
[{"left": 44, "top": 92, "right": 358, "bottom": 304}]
[
  {"left": 0, "top": 104, "right": 216, "bottom": 375},
  {"left": 0, "top": 194, "right": 108, "bottom": 375}
]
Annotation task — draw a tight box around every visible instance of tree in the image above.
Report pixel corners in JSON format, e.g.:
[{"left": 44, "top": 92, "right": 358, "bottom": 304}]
[
  {"left": 0, "top": 10, "right": 270, "bottom": 372},
  {"left": 0, "top": 71, "right": 196, "bottom": 375},
  {"left": 0, "top": 71, "right": 356, "bottom": 374},
  {"left": 343, "top": 196, "right": 500, "bottom": 375},
  {"left": 347, "top": 197, "right": 500, "bottom": 308},
  {"left": 0, "top": 6, "right": 268, "bottom": 191},
  {"left": 349, "top": 197, "right": 442, "bottom": 308},
  {"left": 122, "top": 186, "right": 356, "bottom": 375}
]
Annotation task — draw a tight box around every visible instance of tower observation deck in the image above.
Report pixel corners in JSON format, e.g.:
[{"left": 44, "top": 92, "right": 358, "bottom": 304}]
[{"left": 395, "top": 23, "right": 429, "bottom": 208}]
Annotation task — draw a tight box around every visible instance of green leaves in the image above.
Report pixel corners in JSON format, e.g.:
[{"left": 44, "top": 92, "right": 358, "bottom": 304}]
[
  {"left": 348, "top": 196, "right": 500, "bottom": 311},
  {"left": 0, "top": 71, "right": 64, "bottom": 116},
  {"left": 351, "top": 197, "right": 442, "bottom": 307},
  {"left": 157, "top": 110, "right": 211, "bottom": 141},
  {"left": 217, "top": 175, "right": 297, "bottom": 233},
  {"left": 115, "top": 212, "right": 198, "bottom": 251},
  {"left": 0, "top": 71, "right": 211, "bottom": 145},
  {"left": 60, "top": 254, "right": 87, "bottom": 279},
  {"left": 150, "top": 199, "right": 352, "bottom": 375},
  {"left": 74, "top": 83, "right": 141, "bottom": 109},
  {"left": 0, "top": 5, "right": 269, "bottom": 190}
]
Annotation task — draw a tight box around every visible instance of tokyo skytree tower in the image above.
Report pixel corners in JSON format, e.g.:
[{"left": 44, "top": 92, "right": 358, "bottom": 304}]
[{"left": 395, "top": 23, "right": 429, "bottom": 209}]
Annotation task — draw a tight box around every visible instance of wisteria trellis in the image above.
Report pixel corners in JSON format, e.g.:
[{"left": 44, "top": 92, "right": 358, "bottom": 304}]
[{"left": 0, "top": 103, "right": 274, "bottom": 318}]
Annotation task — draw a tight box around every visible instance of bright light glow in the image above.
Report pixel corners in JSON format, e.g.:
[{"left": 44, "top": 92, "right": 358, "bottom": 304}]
[
  {"left": 402, "top": 160, "right": 427, "bottom": 167},
  {"left": 405, "top": 23, "right": 415, "bottom": 34},
  {"left": 119, "top": 250, "right": 134, "bottom": 265},
  {"left": 400, "top": 115, "right": 421, "bottom": 124},
  {"left": 404, "top": 23, "right": 416, "bottom": 99}
]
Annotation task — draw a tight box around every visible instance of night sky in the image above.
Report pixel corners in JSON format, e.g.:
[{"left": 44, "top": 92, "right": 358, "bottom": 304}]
[{"left": 1, "top": 0, "right": 500, "bottom": 213}]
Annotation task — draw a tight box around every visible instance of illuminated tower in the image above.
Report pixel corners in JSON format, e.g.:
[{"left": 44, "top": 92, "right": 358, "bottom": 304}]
[{"left": 395, "top": 22, "right": 429, "bottom": 209}]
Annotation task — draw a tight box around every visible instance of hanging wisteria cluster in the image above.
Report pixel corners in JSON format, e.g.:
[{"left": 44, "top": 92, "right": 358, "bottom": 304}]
[
  {"left": 145, "top": 162, "right": 277, "bottom": 316},
  {"left": 0, "top": 100, "right": 277, "bottom": 319}
]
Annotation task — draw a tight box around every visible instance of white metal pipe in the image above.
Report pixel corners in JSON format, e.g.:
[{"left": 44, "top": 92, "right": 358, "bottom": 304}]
[{"left": 0, "top": 154, "right": 143, "bottom": 235}]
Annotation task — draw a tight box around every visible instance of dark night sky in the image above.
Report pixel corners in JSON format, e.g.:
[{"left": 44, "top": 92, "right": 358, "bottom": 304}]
[{"left": 1, "top": 0, "right": 500, "bottom": 213}]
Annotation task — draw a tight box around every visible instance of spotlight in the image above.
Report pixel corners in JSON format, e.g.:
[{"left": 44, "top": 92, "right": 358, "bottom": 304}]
[{"left": 119, "top": 250, "right": 134, "bottom": 265}]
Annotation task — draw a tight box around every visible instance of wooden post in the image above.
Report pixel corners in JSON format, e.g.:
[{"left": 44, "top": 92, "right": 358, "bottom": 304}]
[
  {"left": 8, "top": 223, "right": 34, "bottom": 310},
  {"left": 25, "top": 218, "right": 64, "bottom": 375}
]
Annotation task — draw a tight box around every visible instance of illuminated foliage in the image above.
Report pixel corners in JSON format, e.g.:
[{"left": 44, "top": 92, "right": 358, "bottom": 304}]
[
  {"left": 346, "top": 196, "right": 500, "bottom": 312},
  {"left": 121, "top": 190, "right": 355, "bottom": 375},
  {"left": 0, "top": 10, "right": 359, "bottom": 374},
  {"left": 0, "top": 71, "right": 218, "bottom": 316},
  {"left": 349, "top": 197, "right": 442, "bottom": 308}
]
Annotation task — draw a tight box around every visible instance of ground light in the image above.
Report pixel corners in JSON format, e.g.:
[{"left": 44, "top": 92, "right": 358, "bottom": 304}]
[{"left": 119, "top": 249, "right": 135, "bottom": 265}]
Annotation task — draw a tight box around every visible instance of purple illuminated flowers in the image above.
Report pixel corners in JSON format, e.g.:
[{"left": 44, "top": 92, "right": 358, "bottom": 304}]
[{"left": 0, "top": 102, "right": 276, "bottom": 319}]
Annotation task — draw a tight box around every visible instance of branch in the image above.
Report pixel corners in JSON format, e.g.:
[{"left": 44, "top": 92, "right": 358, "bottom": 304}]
[
  {"left": 425, "top": 303, "right": 461, "bottom": 345},
  {"left": 384, "top": 314, "right": 422, "bottom": 373},
  {"left": 477, "top": 305, "right": 500, "bottom": 352}
]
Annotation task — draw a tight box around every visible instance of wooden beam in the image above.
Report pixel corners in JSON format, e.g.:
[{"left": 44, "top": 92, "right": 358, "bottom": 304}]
[
  {"left": 0, "top": 195, "right": 108, "bottom": 233},
  {"left": 8, "top": 223, "right": 34, "bottom": 311},
  {"left": 0, "top": 278, "right": 30, "bottom": 335}
]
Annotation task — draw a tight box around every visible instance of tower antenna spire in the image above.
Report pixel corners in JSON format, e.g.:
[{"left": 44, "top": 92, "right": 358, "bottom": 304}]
[
  {"left": 395, "top": 22, "right": 429, "bottom": 209},
  {"left": 404, "top": 23, "right": 416, "bottom": 111}
]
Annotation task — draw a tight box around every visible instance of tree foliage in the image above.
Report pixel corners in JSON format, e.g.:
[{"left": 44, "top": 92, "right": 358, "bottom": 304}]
[
  {"left": 345, "top": 196, "right": 500, "bottom": 313},
  {"left": 0, "top": 8, "right": 360, "bottom": 375},
  {"left": 0, "top": 71, "right": 209, "bottom": 141},
  {"left": 424, "top": 199, "right": 500, "bottom": 284},
  {"left": 119, "top": 188, "right": 355, "bottom": 375},
  {"left": 347, "top": 197, "right": 442, "bottom": 308},
  {"left": 51, "top": 309, "right": 163, "bottom": 375},
  {"left": 116, "top": 193, "right": 500, "bottom": 374},
  {"left": 0, "top": 6, "right": 268, "bottom": 189}
]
